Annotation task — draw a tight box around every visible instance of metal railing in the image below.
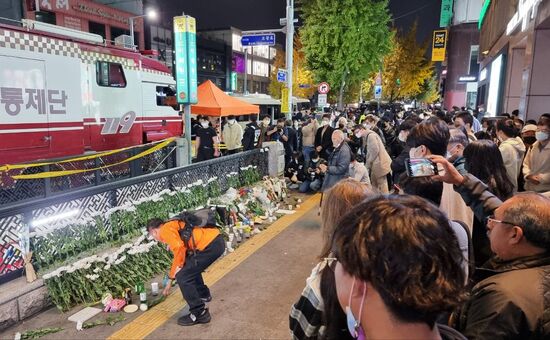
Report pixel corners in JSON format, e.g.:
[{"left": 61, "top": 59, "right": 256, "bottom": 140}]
[{"left": 0, "top": 149, "right": 268, "bottom": 284}]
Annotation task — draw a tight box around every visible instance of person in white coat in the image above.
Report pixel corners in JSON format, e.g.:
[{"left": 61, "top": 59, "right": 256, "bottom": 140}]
[
  {"left": 222, "top": 115, "right": 243, "bottom": 155},
  {"left": 523, "top": 114, "right": 550, "bottom": 193},
  {"left": 496, "top": 119, "right": 526, "bottom": 193},
  {"left": 353, "top": 124, "right": 391, "bottom": 193}
]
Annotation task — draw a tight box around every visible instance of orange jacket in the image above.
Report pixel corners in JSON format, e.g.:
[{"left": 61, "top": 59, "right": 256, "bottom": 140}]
[{"left": 159, "top": 220, "right": 220, "bottom": 279}]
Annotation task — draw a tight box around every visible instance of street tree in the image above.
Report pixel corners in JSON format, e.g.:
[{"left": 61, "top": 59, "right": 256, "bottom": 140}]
[
  {"left": 378, "top": 23, "right": 434, "bottom": 102},
  {"left": 299, "top": 0, "right": 393, "bottom": 109},
  {"left": 416, "top": 75, "right": 440, "bottom": 104},
  {"left": 268, "top": 37, "right": 315, "bottom": 100}
]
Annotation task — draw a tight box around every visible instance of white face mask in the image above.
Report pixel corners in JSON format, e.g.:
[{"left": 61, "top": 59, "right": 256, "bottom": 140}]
[
  {"left": 201, "top": 121, "right": 209, "bottom": 128},
  {"left": 263, "top": 120, "right": 271, "bottom": 126},
  {"left": 355, "top": 133, "right": 362, "bottom": 139},
  {"left": 536, "top": 131, "right": 549, "bottom": 142},
  {"left": 321, "top": 120, "right": 329, "bottom": 127},
  {"left": 364, "top": 123, "right": 372, "bottom": 130},
  {"left": 228, "top": 119, "right": 236, "bottom": 125},
  {"left": 409, "top": 146, "right": 422, "bottom": 159}
]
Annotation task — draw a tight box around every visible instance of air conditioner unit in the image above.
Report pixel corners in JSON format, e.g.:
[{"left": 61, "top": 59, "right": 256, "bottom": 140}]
[{"left": 114, "top": 35, "right": 134, "bottom": 49}]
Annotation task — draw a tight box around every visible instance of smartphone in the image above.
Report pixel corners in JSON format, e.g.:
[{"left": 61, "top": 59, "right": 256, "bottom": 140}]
[{"left": 405, "top": 158, "right": 439, "bottom": 177}]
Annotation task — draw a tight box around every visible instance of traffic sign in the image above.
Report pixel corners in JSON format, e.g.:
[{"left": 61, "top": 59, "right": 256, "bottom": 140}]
[
  {"left": 241, "top": 34, "right": 276, "bottom": 47},
  {"left": 318, "top": 94, "right": 328, "bottom": 106},
  {"left": 277, "top": 69, "right": 287, "bottom": 83},
  {"left": 375, "top": 73, "right": 382, "bottom": 86},
  {"left": 281, "top": 88, "right": 290, "bottom": 113},
  {"left": 374, "top": 85, "right": 382, "bottom": 99},
  {"left": 318, "top": 82, "right": 330, "bottom": 94}
]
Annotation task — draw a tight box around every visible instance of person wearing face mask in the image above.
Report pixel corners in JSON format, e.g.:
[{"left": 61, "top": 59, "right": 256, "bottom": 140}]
[
  {"left": 523, "top": 114, "right": 550, "bottom": 193},
  {"left": 195, "top": 116, "right": 220, "bottom": 162},
  {"left": 521, "top": 123, "right": 538, "bottom": 150},
  {"left": 496, "top": 119, "right": 525, "bottom": 193},
  {"left": 319, "top": 130, "right": 351, "bottom": 191},
  {"left": 261, "top": 115, "right": 278, "bottom": 142},
  {"left": 221, "top": 115, "right": 243, "bottom": 155},
  {"left": 314, "top": 114, "right": 335, "bottom": 160},
  {"left": 391, "top": 119, "right": 418, "bottom": 184},
  {"left": 299, "top": 151, "right": 324, "bottom": 193},
  {"left": 407, "top": 118, "right": 474, "bottom": 230},
  {"left": 301, "top": 115, "right": 319, "bottom": 166},
  {"left": 332, "top": 195, "right": 467, "bottom": 340}
]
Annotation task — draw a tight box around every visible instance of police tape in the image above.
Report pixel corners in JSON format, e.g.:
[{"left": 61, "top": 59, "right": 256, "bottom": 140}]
[{"left": 4, "top": 138, "right": 176, "bottom": 180}]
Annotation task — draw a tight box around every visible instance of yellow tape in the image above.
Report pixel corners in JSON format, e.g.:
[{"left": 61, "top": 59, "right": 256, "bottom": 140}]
[
  {"left": 0, "top": 138, "right": 174, "bottom": 172},
  {"left": 10, "top": 138, "right": 175, "bottom": 180}
]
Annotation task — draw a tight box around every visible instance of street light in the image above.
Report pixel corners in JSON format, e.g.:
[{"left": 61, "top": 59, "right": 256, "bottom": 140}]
[{"left": 129, "top": 9, "right": 157, "bottom": 49}]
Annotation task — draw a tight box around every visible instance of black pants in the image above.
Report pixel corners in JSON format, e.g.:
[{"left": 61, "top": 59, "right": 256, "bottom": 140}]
[
  {"left": 175, "top": 235, "right": 225, "bottom": 315},
  {"left": 197, "top": 146, "right": 214, "bottom": 162},
  {"left": 225, "top": 149, "right": 240, "bottom": 155}
]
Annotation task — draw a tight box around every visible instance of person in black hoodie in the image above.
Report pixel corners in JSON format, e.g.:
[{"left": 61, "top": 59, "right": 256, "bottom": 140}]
[
  {"left": 391, "top": 119, "right": 418, "bottom": 184},
  {"left": 314, "top": 114, "right": 335, "bottom": 160},
  {"left": 242, "top": 115, "right": 261, "bottom": 150},
  {"left": 285, "top": 152, "right": 305, "bottom": 189}
]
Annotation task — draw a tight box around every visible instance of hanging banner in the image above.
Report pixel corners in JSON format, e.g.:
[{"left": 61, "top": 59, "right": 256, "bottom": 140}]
[
  {"left": 174, "top": 15, "right": 198, "bottom": 104},
  {"left": 440, "top": 0, "right": 454, "bottom": 27},
  {"left": 431, "top": 30, "right": 448, "bottom": 62},
  {"left": 281, "top": 88, "right": 290, "bottom": 113}
]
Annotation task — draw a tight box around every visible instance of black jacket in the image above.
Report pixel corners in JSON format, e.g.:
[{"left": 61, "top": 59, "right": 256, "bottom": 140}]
[
  {"left": 242, "top": 122, "right": 260, "bottom": 151},
  {"left": 453, "top": 175, "right": 550, "bottom": 339},
  {"left": 456, "top": 253, "right": 550, "bottom": 339},
  {"left": 391, "top": 143, "right": 410, "bottom": 184},
  {"left": 314, "top": 125, "right": 334, "bottom": 160}
]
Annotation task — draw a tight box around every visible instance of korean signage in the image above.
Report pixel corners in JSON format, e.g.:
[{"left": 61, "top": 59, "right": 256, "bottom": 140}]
[
  {"left": 29, "top": 0, "right": 135, "bottom": 26},
  {"left": 0, "top": 87, "right": 68, "bottom": 116},
  {"left": 231, "top": 72, "right": 238, "bottom": 92},
  {"left": 374, "top": 85, "right": 382, "bottom": 99},
  {"left": 458, "top": 75, "right": 478, "bottom": 83},
  {"left": 440, "top": 0, "right": 454, "bottom": 27},
  {"left": 317, "top": 94, "right": 327, "bottom": 106},
  {"left": 241, "top": 34, "right": 276, "bottom": 47},
  {"left": 174, "top": 15, "right": 198, "bottom": 105},
  {"left": 277, "top": 69, "right": 287, "bottom": 83},
  {"left": 431, "top": 30, "right": 448, "bottom": 62},
  {"left": 281, "top": 88, "right": 290, "bottom": 113}
]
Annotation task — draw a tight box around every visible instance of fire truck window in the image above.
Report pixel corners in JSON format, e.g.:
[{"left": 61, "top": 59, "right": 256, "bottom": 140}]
[
  {"left": 96, "top": 61, "right": 127, "bottom": 88},
  {"left": 156, "top": 86, "right": 177, "bottom": 107}
]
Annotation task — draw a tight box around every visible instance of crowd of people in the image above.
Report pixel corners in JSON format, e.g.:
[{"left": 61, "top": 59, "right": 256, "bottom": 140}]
[{"left": 286, "top": 107, "right": 550, "bottom": 339}]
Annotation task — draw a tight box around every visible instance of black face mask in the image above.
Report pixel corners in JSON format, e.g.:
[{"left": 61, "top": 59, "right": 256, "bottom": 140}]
[
  {"left": 523, "top": 136, "right": 537, "bottom": 145},
  {"left": 339, "top": 124, "right": 345, "bottom": 129}
]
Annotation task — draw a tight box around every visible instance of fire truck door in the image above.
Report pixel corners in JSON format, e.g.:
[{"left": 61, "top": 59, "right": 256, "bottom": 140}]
[{"left": 0, "top": 55, "right": 50, "bottom": 151}]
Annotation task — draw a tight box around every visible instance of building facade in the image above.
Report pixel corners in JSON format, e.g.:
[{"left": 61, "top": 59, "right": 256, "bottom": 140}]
[
  {"left": 478, "top": 0, "right": 550, "bottom": 120},
  {"left": 199, "top": 27, "right": 278, "bottom": 94},
  {"left": 18, "top": 0, "right": 146, "bottom": 50},
  {"left": 442, "top": 0, "right": 483, "bottom": 110}
]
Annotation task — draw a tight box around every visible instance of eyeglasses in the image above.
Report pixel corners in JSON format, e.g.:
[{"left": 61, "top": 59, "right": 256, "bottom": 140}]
[{"left": 487, "top": 215, "right": 516, "bottom": 227}]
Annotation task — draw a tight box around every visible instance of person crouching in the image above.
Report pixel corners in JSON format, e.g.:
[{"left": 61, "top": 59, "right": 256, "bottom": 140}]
[{"left": 147, "top": 217, "right": 225, "bottom": 326}]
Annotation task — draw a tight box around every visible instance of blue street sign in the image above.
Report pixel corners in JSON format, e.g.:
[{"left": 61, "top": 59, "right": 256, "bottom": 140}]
[
  {"left": 374, "top": 85, "right": 382, "bottom": 99},
  {"left": 241, "top": 34, "right": 276, "bottom": 46},
  {"left": 277, "top": 69, "right": 287, "bottom": 83}
]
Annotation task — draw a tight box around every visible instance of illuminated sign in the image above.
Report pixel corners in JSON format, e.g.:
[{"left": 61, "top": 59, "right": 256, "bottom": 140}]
[
  {"left": 458, "top": 76, "right": 478, "bottom": 83},
  {"left": 507, "top": 0, "right": 542, "bottom": 35},
  {"left": 432, "top": 30, "right": 448, "bottom": 62},
  {"left": 173, "top": 15, "right": 198, "bottom": 104},
  {"left": 479, "top": 0, "right": 491, "bottom": 30},
  {"left": 479, "top": 68, "right": 487, "bottom": 81},
  {"left": 440, "top": 0, "right": 454, "bottom": 27}
]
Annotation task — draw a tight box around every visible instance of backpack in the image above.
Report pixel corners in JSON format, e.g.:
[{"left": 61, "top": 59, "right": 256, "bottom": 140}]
[{"left": 171, "top": 207, "right": 219, "bottom": 252}]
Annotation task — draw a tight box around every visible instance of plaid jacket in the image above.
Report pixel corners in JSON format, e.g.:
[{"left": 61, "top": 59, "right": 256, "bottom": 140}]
[{"left": 289, "top": 261, "right": 327, "bottom": 339}]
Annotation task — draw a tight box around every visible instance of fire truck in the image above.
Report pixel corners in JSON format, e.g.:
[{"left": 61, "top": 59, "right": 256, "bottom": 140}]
[{"left": 0, "top": 19, "right": 182, "bottom": 166}]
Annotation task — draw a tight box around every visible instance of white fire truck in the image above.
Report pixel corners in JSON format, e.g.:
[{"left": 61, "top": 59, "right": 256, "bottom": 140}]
[{"left": 0, "top": 19, "right": 182, "bottom": 166}]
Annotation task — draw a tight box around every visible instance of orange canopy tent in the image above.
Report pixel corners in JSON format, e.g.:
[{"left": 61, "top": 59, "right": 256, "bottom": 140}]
[{"left": 191, "top": 80, "right": 260, "bottom": 117}]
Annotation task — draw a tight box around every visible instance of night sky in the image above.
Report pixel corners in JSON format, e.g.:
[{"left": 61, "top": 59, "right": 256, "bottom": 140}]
[{"left": 161, "top": 0, "right": 442, "bottom": 45}]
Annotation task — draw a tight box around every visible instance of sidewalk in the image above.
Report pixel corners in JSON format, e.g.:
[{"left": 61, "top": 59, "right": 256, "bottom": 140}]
[{"left": 0, "top": 194, "right": 322, "bottom": 340}]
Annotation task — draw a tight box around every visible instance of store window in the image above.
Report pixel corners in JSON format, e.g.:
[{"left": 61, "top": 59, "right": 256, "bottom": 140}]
[
  {"left": 198, "top": 50, "right": 225, "bottom": 74},
  {"left": 253, "top": 61, "right": 269, "bottom": 77},
  {"left": 96, "top": 62, "right": 127, "bottom": 88},
  {"left": 469, "top": 45, "right": 480, "bottom": 76},
  {"left": 89, "top": 21, "right": 106, "bottom": 41},
  {"left": 35, "top": 11, "right": 56, "bottom": 25}
]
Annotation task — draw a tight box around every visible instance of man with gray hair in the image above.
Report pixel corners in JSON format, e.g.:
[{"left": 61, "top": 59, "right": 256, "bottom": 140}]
[
  {"left": 429, "top": 155, "right": 550, "bottom": 339},
  {"left": 319, "top": 130, "right": 351, "bottom": 191},
  {"left": 447, "top": 128, "right": 469, "bottom": 175}
]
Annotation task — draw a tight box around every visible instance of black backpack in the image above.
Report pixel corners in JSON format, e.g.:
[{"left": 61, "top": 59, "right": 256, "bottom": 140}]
[{"left": 171, "top": 208, "right": 219, "bottom": 252}]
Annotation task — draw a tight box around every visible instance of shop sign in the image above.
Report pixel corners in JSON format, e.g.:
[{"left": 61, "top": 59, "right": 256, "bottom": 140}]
[
  {"left": 231, "top": 72, "right": 238, "bottom": 92},
  {"left": 174, "top": 16, "right": 198, "bottom": 104},
  {"left": 440, "top": 0, "right": 454, "bottom": 27},
  {"left": 458, "top": 75, "right": 478, "bottom": 83},
  {"left": 431, "top": 30, "right": 447, "bottom": 62},
  {"left": 507, "top": 0, "right": 542, "bottom": 35}
]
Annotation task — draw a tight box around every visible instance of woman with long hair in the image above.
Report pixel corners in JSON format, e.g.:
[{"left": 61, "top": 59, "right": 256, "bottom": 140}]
[
  {"left": 464, "top": 140, "right": 515, "bottom": 267},
  {"left": 289, "top": 179, "right": 374, "bottom": 339}
]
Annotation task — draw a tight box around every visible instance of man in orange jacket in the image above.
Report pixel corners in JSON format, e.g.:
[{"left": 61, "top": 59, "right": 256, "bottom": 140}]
[{"left": 147, "top": 217, "right": 224, "bottom": 326}]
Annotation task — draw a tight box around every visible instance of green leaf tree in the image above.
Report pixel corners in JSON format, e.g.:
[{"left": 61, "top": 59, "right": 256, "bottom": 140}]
[{"left": 299, "top": 0, "right": 393, "bottom": 109}]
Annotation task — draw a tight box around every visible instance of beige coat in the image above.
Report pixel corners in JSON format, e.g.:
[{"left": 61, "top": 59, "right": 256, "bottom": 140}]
[
  {"left": 362, "top": 130, "right": 391, "bottom": 179},
  {"left": 499, "top": 137, "right": 526, "bottom": 193},
  {"left": 523, "top": 141, "right": 550, "bottom": 192},
  {"left": 222, "top": 122, "right": 243, "bottom": 151},
  {"left": 301, "top": 120, "right": 318, "bottom": 147}
]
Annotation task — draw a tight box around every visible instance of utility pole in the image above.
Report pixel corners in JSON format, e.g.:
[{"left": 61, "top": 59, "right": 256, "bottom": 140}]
[
  {"left": 286, "top": 0, "right": 294, "bottom": 120},
  {"left": 244, "top": 47, "right": 248, "bottom": 94}
]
